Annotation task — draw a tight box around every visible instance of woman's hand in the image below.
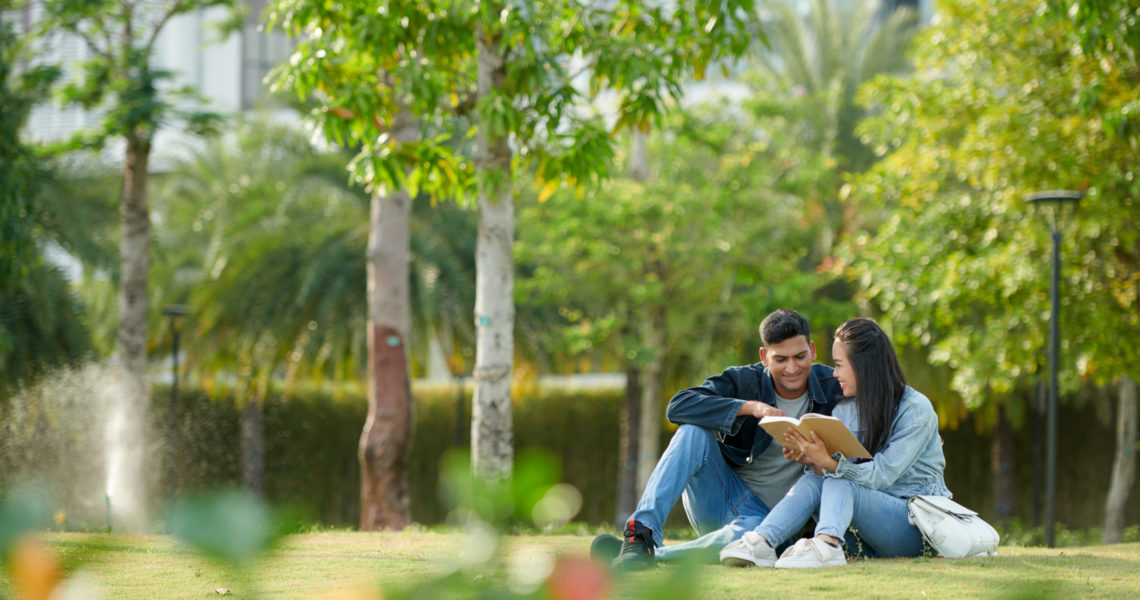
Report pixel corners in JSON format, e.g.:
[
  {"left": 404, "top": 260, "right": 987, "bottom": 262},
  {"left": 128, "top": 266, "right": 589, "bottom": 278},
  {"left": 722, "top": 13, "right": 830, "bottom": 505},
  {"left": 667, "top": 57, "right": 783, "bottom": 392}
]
[
  {"left": 783, "top": 430, "right": 839, "bottom": 474},
  {"left": 781, "top": 444, "right": 810, "bottom": 464},
  {"left": 781, "top": 443, "right": 825, "bottom": 475}
]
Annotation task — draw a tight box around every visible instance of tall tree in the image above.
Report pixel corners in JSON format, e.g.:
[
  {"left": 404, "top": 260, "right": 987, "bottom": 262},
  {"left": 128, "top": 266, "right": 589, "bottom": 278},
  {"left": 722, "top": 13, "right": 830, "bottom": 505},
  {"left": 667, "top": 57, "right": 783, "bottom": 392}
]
[
  {"left": 465, "top": 0, "right": 760, "bottom": 480},
  {"left": 265, "top": 0, "right": 475, "bottom": 528},
  {"left": 269, "top": 0, "right": 761, "bottom": 507},
  {"left": 36, "top": 0, "right": 237, "bottom": 517},
  {"left": 851, "top": 0, "right": 1139, "bottom": 535}
]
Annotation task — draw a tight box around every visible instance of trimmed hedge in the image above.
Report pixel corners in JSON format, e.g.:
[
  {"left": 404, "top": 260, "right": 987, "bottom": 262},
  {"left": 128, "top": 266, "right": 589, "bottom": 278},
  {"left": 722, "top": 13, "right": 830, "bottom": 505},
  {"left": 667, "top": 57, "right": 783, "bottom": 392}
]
[{"left": 3, "top": 379, "right": 1139, "bottom": 532}]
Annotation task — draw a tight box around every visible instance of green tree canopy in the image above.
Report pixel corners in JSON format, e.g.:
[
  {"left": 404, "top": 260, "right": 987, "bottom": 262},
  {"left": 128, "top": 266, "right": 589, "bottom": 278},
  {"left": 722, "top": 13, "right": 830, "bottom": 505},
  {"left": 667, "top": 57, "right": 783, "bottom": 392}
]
[{"left": 850, "top": 0, "right": 1139, "bottom": 404}]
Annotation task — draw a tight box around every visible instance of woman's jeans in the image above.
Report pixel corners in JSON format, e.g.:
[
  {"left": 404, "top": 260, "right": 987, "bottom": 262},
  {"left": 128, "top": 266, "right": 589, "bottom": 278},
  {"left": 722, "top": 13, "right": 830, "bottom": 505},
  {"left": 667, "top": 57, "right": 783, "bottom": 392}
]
[
  {"left": 629, "top": 424, "right": 772, "bottom": 560},
  {"left": 754, "top": 473, "right": 925, "bottom": 558}
]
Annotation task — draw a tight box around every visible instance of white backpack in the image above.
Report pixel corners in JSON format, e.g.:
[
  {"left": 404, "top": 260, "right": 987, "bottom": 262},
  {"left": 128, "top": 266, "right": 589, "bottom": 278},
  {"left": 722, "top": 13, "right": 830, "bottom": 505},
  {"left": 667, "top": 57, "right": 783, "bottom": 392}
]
[{"left": 906, "top": 495, "right": 999, "bottom": 558}]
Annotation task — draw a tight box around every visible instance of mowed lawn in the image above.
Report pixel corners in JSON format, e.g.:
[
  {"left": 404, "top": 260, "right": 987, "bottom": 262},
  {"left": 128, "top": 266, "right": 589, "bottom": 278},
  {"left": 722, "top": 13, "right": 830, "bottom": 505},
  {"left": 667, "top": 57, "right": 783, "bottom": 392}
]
[{"left": 5, "top": 531, "right": 1139, "bottom": 599}]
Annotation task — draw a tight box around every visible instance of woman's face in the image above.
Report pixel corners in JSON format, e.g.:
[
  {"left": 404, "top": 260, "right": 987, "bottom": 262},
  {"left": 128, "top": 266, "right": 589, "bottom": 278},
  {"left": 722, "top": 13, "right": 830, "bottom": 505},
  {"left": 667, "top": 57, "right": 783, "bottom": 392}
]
[{"left": 832, "top": 338, "right": 856, "bottom": 397}]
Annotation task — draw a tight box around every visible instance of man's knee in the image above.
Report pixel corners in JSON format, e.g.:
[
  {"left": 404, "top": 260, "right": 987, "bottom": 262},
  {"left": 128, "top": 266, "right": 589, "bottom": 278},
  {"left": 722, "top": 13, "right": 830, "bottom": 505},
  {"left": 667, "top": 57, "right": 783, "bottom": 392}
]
[{"left": 671, "top": 424, "right": 718, "bottom": 450}]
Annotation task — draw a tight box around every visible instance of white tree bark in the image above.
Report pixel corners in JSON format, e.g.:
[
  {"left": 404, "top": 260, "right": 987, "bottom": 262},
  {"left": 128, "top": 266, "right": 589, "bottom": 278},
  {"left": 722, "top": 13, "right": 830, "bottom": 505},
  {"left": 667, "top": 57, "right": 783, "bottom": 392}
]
[
  {"left": 359, "top": 114, "right": 416, "bottom": 530},
  {"left": 1102, "top": 375, "right": 1137, "bottom": 544},
  {"left": 629, "top": 126, "right": 649, "bottom": 181},
  {"left": 471, "top": 27, "right": 514, "bottom": 480},
  {"left": 110, "top": 131, "right": 152, "bottom": 529}
]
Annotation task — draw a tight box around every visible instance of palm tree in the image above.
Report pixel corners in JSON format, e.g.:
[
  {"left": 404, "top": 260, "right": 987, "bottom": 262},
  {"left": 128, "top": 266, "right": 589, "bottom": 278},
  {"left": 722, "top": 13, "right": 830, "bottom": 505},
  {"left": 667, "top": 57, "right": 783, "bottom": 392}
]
[
  {"left": 751, "top": 0, "right": 918, "bottom": 258},
  {"left": 153, "top": 116, "right": 480, "bottom": 499}
]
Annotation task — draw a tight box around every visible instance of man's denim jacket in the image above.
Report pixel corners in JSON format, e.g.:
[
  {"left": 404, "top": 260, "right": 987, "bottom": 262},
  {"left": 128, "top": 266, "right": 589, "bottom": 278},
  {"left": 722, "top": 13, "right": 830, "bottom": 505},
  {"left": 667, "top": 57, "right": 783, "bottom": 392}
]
[
  {"left": 666, "top": 363, "right": 843, "bottom": 467},
  {"left": 823, "top": 386, "right": 952, "bottom": 498}
]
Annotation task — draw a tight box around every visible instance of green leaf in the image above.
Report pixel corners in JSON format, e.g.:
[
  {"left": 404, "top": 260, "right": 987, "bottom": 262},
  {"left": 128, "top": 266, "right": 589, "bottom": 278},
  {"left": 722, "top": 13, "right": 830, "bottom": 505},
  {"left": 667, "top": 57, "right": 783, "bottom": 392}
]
[{"left": 168, "top": 488, "right": 283, "bottom": 565}]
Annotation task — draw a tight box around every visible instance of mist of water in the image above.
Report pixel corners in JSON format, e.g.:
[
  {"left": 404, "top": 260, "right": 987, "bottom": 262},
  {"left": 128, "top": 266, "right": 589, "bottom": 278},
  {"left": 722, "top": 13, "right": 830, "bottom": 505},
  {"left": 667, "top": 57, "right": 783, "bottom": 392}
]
[{"left": 1, "top": 362, "right": 157, "bottom": 532}]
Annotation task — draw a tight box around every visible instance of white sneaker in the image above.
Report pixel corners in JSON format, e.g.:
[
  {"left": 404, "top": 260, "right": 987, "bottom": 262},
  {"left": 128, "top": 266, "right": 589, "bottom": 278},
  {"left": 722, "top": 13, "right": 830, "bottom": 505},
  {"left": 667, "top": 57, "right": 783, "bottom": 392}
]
[
  {"left": 719, "top": 531, "right": 777, "bottom": 568},
  {"left": 774, "top": 537, "right": 847, "bottom": 568}
]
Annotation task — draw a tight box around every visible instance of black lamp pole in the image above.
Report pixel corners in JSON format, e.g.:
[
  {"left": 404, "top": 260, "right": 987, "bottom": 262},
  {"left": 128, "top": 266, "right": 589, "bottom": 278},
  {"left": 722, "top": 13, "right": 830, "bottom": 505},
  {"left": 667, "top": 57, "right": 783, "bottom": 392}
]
[
  {"left": 1026, "top": 190, "right": 1080, "bottom": 548},
  {"left": 163, "top": 305, "right": 187, "bottom": 504}
]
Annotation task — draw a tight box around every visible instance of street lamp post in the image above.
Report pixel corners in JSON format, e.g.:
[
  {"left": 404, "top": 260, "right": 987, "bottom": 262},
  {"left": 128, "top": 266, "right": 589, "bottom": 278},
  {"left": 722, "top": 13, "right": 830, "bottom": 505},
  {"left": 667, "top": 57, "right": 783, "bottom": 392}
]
[
  {"left": 162, "top": 305, "right": 187, "bottom": 505},
  {"left": 1026, "top": 190, "right": 1081, "bottom": 548}
]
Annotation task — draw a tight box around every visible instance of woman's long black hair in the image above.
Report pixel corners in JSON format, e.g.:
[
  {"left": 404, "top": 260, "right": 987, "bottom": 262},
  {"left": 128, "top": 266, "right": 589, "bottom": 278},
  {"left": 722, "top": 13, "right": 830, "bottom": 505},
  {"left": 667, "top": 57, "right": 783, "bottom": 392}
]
[{"left": 835, "top": 318, "right": 907, "bottom": 455}]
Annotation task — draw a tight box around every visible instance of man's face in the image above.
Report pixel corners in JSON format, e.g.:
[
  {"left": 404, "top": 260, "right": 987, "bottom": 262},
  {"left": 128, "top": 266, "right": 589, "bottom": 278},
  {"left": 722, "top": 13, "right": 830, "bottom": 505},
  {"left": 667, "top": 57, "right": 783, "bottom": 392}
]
[{"left": 760, "top": 335, "right": 816, "bottom": 399}]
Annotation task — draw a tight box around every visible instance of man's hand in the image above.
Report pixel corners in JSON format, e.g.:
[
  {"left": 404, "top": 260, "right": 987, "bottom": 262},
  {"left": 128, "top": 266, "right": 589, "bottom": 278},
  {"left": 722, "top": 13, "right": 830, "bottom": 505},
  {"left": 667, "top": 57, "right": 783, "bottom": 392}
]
[{"left": 738, "top": 401, "right": 786, "bottom": 420}]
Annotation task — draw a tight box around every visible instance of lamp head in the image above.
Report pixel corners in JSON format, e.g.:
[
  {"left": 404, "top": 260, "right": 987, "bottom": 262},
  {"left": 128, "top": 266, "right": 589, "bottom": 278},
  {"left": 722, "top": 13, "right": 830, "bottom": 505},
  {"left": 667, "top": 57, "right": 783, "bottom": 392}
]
[
  {"left": 1026, "top": 190, "right": 1081, "bottom": 233},
  {"left": 162, "top": 305, "right": 187, "bottom": 318}
]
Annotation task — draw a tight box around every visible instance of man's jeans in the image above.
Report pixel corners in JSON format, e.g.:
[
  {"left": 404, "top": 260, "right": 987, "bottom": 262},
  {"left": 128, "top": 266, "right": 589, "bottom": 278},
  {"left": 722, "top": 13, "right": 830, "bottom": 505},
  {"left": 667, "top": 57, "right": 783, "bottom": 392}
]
[
  {"left": 754, "top": 473, "right": 925, "bottom": 558},
  {"left": 629, "top": 424, "right": 771, "bottom": 561}
]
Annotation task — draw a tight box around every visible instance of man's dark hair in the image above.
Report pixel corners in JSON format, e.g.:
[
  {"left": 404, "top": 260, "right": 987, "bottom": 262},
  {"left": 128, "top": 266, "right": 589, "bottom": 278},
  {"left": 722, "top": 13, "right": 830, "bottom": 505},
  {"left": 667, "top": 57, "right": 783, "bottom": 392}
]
[
  {"left": 834, "top": 317, "right": 907, "bottom": 455},
  {"left": 759, "top": 309, "right": 811, "bottom": 346}
]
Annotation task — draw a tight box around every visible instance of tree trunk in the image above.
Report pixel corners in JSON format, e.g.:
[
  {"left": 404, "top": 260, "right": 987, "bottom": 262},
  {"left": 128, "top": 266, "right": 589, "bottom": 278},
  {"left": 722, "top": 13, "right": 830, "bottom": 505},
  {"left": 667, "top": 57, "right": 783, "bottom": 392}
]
[
  {"left": 241, "top": 397, "right": 265, "bottom": 495},
  {"left": 614, "top": 127, "right": 651, "bottom": 524},
  {"left": 990, "top": 404, "right": 1016, "bottom": 523},
  {"left": 358, "top": 119, "right": 415, "bottom": 529},
  {"left": 629, "top": 126, "right": 649, "bottom": 181},
  {"left": 636, "top": 296, "right": 667, "bottom": 492},
  {"left": 615, "top": 360, "right": 642, "bottom": 527},
  {"left": 1102, "top": 375, "right": 1137, "bottom": 544},
  {"left": 471, "top": 28, "right": 514, "bottom": 481},
  {"left": 109, "top": 131, "right": 151, "bottom": 529}
]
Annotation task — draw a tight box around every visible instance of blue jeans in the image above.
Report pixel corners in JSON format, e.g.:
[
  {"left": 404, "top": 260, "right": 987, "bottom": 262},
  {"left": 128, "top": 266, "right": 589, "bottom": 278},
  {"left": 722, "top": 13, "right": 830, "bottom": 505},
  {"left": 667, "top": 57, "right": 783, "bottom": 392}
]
[
  {"left": 629, "top": 425, "right": 771, "bottom": 561},
  {"left": 754, "top": 473, "right": 925, "bottom": 558}
]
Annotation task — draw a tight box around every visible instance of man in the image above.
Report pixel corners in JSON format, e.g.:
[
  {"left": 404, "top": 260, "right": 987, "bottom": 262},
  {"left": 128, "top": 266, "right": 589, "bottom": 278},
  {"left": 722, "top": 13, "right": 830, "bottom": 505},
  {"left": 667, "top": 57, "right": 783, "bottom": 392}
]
[{"left": 592, "top": 308, "right": 843, "bottom": 570}]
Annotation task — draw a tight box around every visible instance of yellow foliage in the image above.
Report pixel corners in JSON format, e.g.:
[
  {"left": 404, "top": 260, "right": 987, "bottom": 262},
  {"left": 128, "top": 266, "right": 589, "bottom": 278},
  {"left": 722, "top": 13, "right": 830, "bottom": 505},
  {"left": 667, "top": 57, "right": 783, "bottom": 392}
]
[{"left": 10, "top": 537, "right": 62, "bottom": 600}]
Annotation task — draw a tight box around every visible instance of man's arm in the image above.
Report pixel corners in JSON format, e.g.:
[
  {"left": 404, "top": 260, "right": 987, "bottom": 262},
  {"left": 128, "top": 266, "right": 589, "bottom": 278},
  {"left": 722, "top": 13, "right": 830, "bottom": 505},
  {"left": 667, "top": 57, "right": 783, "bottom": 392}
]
[{"left": 666, "top": 366, "right": 784, "bottom": 434}]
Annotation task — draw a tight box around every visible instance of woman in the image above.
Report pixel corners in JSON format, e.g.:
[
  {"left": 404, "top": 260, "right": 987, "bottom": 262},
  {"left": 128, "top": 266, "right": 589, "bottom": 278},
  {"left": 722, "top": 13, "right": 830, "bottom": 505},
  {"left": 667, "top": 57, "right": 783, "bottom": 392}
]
[{"left": 719, "top": 317, "right": 951, "bottom": 568}]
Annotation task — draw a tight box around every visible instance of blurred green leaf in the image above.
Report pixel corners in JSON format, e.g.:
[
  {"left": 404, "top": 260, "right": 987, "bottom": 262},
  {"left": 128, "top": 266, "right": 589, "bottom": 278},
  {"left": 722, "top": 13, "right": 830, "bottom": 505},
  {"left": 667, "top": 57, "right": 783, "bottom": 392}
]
[
  {"left": 168, "top": 488, "right": 283, "bottom": 565},
  {"left": 0, "top": 482, "right": 53, "bottom": 565}
]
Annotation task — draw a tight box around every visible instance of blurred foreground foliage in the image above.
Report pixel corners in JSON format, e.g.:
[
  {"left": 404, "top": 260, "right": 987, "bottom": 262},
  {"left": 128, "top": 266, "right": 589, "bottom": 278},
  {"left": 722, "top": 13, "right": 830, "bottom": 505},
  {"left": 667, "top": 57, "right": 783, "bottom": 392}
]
[{"left": 1, "top": 453, "right": 704, "bottom": 600}]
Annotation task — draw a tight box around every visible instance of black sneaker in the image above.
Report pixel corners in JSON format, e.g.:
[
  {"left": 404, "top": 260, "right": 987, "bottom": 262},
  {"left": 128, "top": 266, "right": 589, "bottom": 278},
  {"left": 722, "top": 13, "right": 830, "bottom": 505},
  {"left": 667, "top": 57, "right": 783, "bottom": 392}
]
[
  {"left": 612, "top": 518, "right": 656, "bottom": 571},
  {"left": 590, "top": 533, "right": 622, "bottom": 563}
]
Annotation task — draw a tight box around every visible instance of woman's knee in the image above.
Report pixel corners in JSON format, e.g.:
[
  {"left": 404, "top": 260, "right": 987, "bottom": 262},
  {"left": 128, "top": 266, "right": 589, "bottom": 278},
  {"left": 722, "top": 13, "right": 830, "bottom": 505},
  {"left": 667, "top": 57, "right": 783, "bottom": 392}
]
[
  {"left": 821, "top": 476, "right": 857, "bottom": 497},
  {"left": 786, "top": 472, "right": 824, "bottom": 502}
]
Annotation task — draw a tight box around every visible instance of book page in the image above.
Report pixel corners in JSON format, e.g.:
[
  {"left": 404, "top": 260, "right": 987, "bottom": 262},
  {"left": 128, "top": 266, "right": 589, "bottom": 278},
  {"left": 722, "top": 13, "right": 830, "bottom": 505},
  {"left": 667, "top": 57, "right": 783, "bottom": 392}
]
[{"left": 759, "top": 415, "right": 871, "bottom": 459}]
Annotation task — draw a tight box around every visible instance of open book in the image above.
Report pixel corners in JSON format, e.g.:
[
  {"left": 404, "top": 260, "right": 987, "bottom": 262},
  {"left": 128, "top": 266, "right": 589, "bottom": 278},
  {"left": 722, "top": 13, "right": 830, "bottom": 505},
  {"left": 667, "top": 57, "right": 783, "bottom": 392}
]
[{"left": 759, "top": 413, "right": 872, "bottom": 459}]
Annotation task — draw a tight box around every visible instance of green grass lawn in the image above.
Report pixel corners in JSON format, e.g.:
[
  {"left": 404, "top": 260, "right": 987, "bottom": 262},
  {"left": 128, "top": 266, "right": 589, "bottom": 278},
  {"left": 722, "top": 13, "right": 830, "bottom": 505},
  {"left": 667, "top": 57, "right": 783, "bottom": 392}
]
[{"left": 4, "top": 532, "right": 1139, "bottom": 599}]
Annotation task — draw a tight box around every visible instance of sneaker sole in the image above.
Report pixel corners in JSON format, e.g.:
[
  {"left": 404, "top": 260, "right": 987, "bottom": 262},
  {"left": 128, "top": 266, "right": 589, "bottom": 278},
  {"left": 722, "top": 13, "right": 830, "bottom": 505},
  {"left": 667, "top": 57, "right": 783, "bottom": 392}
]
[
  {"left": 720, "top": 551, "right": 775, "bottom": 568},
  {"left": 612, "top": 558, "right": 655, "bottom": 572},
  {"left": 774, "top": 558, "right": 846, "bottom": 569}
]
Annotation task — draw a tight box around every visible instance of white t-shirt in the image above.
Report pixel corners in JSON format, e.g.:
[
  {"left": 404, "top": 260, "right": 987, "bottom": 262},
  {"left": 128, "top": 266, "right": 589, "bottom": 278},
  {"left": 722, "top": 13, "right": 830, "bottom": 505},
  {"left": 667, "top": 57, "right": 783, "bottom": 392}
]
[{"left": 733, "top": 391, "right": 811, "bottom": 509}]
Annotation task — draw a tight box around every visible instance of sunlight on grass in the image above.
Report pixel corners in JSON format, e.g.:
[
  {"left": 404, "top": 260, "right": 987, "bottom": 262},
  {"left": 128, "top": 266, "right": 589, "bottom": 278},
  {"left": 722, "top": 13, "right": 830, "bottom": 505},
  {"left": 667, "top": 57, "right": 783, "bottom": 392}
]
[{"left": 3, "top": 533, "right": 1139, "bottom": 600}]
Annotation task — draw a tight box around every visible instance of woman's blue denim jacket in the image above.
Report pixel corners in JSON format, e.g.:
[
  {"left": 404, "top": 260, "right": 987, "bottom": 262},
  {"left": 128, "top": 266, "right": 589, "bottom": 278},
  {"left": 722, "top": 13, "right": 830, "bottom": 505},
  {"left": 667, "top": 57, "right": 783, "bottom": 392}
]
[
  {"left": 824, "top": 386, "right": 952, "bottom": 498},
  {"left": 666, "top": 363, "right": 843, "bottom": 468}
]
